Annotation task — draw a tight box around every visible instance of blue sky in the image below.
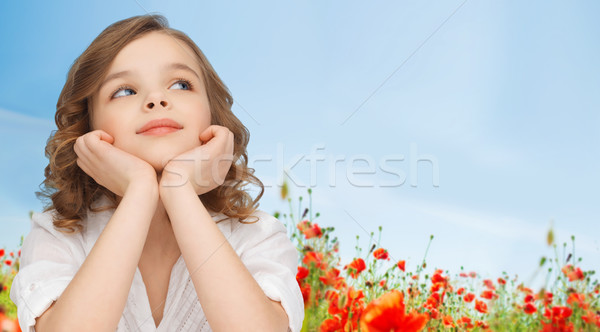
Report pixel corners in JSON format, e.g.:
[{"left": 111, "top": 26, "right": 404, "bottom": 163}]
[{"left": 1, "top": 1, "right": 598, "bottom": 288}]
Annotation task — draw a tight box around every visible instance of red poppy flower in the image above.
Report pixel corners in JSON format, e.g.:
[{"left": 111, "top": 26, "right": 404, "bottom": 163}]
[
  {"left": 431, "top": 271, "right": 448, "bottom": 285},
  {"left": 297, "top": 220, "right": 323, "bottom": 239},
  {"left": 544, "top": 306, "right": 572, "bottom": 320},
  {"left": 0, "top": 313, "right": 19, "bottom": 332},
  {"left": 566, "top": 293, "right": 587, "bottom": 310},
  {"left": 300, "top": 283, "right": 311, "bottom": 308},
  {"left": 424, "top": 294, "right": 439, "bottom": 310},
  {"left": 457, "top": 316, "right": 473, "bottom": 329},
  {"left": 325, "top": 290, "right": 342, "bottom": 317},
  {"left": 4, "top": 259, "right": 12, "bottom": 266},
  {"left": 463, "top": 293, "right": 475, "bottom": 303},
  {"left": 475, "top": 300, "right": 488, "bottom": 314},
  {"left": 518, "top": 284, "right": 534, "bottom": 294},
  {"left": 319, "top": 317, "right": 343, "bottom": 332},
  {"left": 542, "top": 306, "right": 574, "bottom": 331},
  {"left": 442, "top": 315, "right": 454, "bottom": 328},
  {"left": 344, "top": 258, "right": 366, "bottom": 279},
  {"left": 480, "top": 290, "right": 497, "bottom": 300},
  {"left": 326, "top": 286, "right": 366, "bottom": 331},
  {"left": 457, "top": 287, "right": 465, "bottom": 295},
  {"left": 497, "top": 277, "right": 506, "bottom": 285},
  {"left": 536, "top": 291, "right": 554, "bottom": 306},
  {"left": 429, "top": 308, "right": 440, "bottom": 320},
  {"left": 303, "top": 251, "right": 327, "bottom": 270},
  {"left": 296, "top": 266, "right": 309, "bottom": 281},
  {"left": 0, "top": 249, "right": 4, "bottom": 257},
  {"left": 430, "top": 283, "right": 443, "bottom": 293},
  {"left": 475, "top": 320, "right": 489, "bottom": 329},
  {"left": 561, "top": 264, "right": 584, "bottom": 282},
  {"left": 359, "top": 290, "right": 429, "bottom": 332},
  {"left": 397, "top": 260, "right": 406, "bottom": 272},
  {"left": 581, "top": 309, "right": 600, "bottom": 328},
  {"left": 483, "top": 279, "right": 495, "bottom": 290},
  {"left": 296, "top": 220, "right": 310, "bottom": 231},
  {"left": 319, "top": 268, "right": 346, "bottom": 290},
  {"left": 523, "top": 302, "right": 537, "bottom": 315},
  {"left": 373, "top": 248, "right": 390, "bottom": 261}
]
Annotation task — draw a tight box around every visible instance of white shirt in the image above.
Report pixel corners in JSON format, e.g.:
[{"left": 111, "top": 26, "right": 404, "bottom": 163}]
[{"left": 10, "top": 196, "right": 304, "bottom": 332}]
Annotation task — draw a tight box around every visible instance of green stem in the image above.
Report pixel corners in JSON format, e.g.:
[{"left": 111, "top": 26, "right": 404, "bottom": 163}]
[
  {"left": 308, "top": 188, "right": 313, "bottom": 222},
  {"left": 417, "top": 235, "right": 434, "bottom": 276}
]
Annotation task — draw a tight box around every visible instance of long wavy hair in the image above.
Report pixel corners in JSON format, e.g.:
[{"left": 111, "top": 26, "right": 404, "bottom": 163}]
[{"left": 37, "top": 14, "right": 264, "bottom": 233}]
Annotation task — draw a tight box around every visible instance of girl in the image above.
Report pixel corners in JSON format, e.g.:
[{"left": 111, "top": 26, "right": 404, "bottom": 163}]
[{"left": 10, "top": 14, "right": 304, "bottom": 332}]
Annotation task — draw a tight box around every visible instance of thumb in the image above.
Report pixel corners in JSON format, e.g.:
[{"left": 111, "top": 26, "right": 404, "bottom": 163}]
[
  {"left": 95, "top": 130, "right": 115, "bottom": 144},
  {"left": 199, "top": 125, "right": 218, "bottom": 145}
]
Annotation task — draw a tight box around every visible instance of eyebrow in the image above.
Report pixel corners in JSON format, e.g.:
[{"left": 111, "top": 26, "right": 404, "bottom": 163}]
[{"left": 98, "top": 62, "right": 201, "bottom": 91}]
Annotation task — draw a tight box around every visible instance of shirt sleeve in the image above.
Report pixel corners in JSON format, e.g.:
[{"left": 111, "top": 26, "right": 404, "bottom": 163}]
[
  {"left": 9, "top": 212, "right": 80, "bottom": 332},
  {"left": 237, "top": 212, "right": 305, "bottom": 332}
]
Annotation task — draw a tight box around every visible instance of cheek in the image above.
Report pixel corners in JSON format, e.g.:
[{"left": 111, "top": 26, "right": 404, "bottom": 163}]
[
  {"left": 92, "top": 106, "right": 133, "bottom": 138},
  {"left": 187, "top": 101, "right": 212, "bottom": 133},
  {"left": 200, "top": 114, "right": 211, "bottom": 133}
]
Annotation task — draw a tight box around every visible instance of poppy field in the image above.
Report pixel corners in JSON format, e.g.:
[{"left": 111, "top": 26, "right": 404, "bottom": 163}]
[
  {"left": 276, "top": 186, "right": 599, "bottom": 331},
  {"left": 1, "top": 187, "right": 599, "bottom": 331},
  {"left": 0, "top": 244, "right": 20, "bottom": 331}
]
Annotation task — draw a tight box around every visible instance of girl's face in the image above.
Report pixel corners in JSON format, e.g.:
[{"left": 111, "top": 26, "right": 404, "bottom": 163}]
[{"left": 91, "top": 31, "right": 211, "bottom": 172}]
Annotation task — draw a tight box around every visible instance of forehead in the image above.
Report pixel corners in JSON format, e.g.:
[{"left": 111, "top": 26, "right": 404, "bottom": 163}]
[{"left": 107, "top": 31, "right": 201, "bottom": 75}]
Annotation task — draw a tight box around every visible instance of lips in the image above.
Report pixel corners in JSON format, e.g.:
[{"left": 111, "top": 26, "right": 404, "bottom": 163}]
[{"left": 137, "top": 118, "right": 183, "bottom": 135}]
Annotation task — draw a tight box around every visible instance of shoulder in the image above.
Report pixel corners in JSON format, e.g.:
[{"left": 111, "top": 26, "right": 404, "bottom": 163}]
[
  {"left": 17, "top": 210, "right": 85, "bottom": 267},
  {"left": 29, "top": 206, "right": 102, "bottom": 241},
  {"left": 36, "top": 195, "right": 116, "bottom": 246},
  {"left": 226, "top": 209, "right": 290, "bottom": 252},
  {"left": 29, "top": 210, "right": 75, "bottom": 239},
  {"left": 234, "top": 209, "right": 287, "bottom": 236},
  {"left": 25, "top": 198, "right": 112, "bottom": 258}
]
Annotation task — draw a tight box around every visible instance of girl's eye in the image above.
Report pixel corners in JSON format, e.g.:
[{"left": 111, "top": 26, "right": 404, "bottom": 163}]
[
  {"left": 109, "top": 78, "right": 193, "bottom": 100},
  {"left": 111, "top": 86, "right": 136, "bottom": 99},
  {"left": 170, "top": 79, "right": 193, "bottom": 90}
]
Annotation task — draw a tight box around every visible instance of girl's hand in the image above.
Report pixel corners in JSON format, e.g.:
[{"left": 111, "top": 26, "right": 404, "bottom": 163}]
[
  {"left": 74, "top": 130, "right": 157, "bottom": 197},
  {"left": 160, "top": 125, "right": 234, "bottom": 195}
]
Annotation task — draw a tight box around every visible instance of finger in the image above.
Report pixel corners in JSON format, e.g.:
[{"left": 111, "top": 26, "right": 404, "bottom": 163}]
[
  {"left": 199, "top": 125, "right": 228, "bottom": 144},
  {"left": 74, "top": 140, "right": 99, "bottom": 177},
  {"left": 85, "top": 131, "right": 114, "bottom": 156},
  {"left": 76, "top": 157, "right": 93, "bottom": 177},
  {"left": 91, "top": 130, "right": 115, "bottom": 144},
  {"left": 226, "top": 131, "right": 234, "bottom": 154},
  {"left": 73, "top": 136, "right": 83, "bottom": 157},
  {"left": 78, "top": 134, "right": 110, "bottom": 172},
  {"left": 199, "top": 125, "right": 217, "bottom": 144},
  {"left": 74, "top": 136, "right": 92, "bottom": 159}
]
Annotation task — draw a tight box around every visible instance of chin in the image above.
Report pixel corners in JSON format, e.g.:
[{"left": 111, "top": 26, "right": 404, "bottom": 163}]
[
  {"left": 151, "top": 161, "right": 166, "bottom": 174},
  {"left": 147, "top": 150, "right": 186, "bottom": 173}
]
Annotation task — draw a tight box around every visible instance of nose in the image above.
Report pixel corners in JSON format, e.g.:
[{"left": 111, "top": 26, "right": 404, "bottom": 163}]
[{"left": 144, "top": 91, "right": 170, "bottom": 111}]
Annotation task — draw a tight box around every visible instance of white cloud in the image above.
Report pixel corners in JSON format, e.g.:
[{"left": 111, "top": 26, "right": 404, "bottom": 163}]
[
  {"left": 0, "top": 108, "right": 54, "bottom": 247},
  {"left": 0, "top": 107, "right": 54, "bottom": 128}
]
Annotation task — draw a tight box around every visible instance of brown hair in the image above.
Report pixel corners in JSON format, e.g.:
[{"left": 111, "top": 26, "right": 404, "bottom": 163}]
[{"left": 37, "top": 14, "right": 264, "bottom": 233}]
